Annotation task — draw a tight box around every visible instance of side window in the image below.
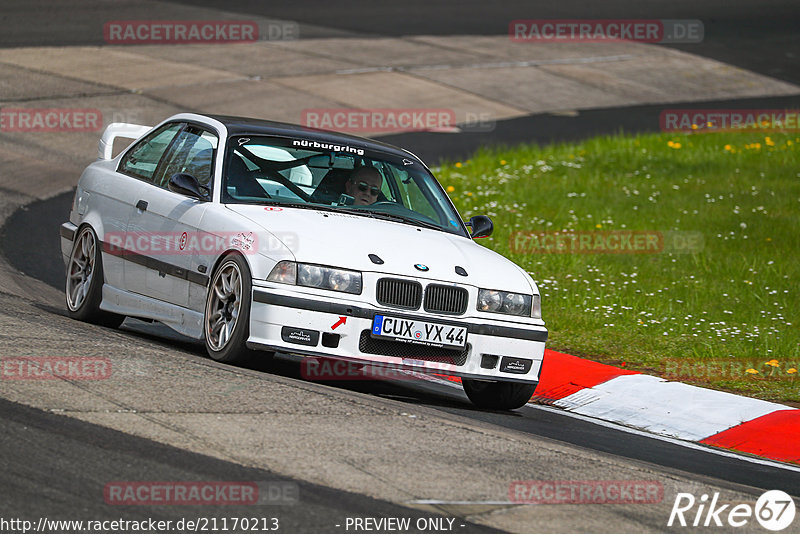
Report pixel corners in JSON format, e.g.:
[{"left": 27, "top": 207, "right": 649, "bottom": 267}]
[
  {"left": 118, "top": 123, "right": 183, "bottom": 183},
  {"left": 154, "top": 127, "right": 219, "bottom": 189}
]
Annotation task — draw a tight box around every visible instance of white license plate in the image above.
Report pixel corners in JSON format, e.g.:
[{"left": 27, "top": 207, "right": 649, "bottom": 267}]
[{"left": 371, "top": 315, "right": 467, "bottom": 349}]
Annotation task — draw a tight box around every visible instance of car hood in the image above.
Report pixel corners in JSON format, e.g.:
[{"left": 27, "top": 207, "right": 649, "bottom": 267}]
[{"left": 226, "top": 205, "right": 536, "bottom": 293}]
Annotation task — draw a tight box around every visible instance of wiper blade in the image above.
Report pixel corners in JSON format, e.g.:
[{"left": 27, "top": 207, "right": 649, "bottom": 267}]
[
  {"left": 357, "top": 210, "right": 443, "bottom": 231},
  {"left": 233, "top": 201, "right": 336, "bottom": 212},
  {"left": 232, "top": 201, "right": 447, "bottom": 231}
]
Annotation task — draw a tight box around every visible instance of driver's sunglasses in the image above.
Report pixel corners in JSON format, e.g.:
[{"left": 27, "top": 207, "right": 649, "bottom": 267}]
[{"left": 356, "top": 181, "right": 380, "bottom": 196}]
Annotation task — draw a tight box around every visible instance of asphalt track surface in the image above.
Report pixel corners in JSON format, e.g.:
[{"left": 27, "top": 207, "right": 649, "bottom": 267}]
[
  {"left": 1, "top": 396, "right": 501, "bottom": 533},
  {"left": 2, "top": 0, "right": 800, "bottom": 529},
  {"left": 2, "top": 1, "right": 797, "bottom": 164},
  {"left": 3, "top": 192, "right": 800, "bottom": 503},
  {"left": 3, "top": 0, "right": 798, "bottom": 86},
  {"left": 175, "top": 0, "right": 800, "bottom": 85}
]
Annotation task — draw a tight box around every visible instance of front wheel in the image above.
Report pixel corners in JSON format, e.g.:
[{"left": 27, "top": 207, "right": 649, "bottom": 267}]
[
  {"left": 204, "top": 253, "right": 254, "bottom": 364},
  {"left": 65, "top": 225, "right": 124, "bottom": 328},
  {"left": 462, "top": 378, "right": 537, "bottom": 410}
]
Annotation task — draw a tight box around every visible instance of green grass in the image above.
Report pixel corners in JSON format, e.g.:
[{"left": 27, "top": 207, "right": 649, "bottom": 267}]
[{"left": 433, "top": 131, "right": 800, "bottom": 403}]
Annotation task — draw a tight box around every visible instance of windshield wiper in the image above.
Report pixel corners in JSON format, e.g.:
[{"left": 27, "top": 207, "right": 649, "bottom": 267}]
[
  {"left": 231, "top": 200, "right": 340, "bottom": 213},
  {"left": 350, "top": 210, "right": 445, "bottom": 231},
  {"left": 233, "top": 201, "right": 454, "bottom": 233}
]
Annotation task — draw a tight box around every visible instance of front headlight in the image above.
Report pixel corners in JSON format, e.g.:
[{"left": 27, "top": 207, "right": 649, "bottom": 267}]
[
  {"left": 267, "top": 261, "right": 362, "bottom": 294},
  {"left": 477, "top": 289, "right": 532, "bottom": 317},
  {"left": 298, "top": 264, "right": 324, "bottom": 287}
]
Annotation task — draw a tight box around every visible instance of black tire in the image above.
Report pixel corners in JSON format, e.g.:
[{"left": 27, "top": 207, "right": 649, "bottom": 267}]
[
  {"left": 65, "top": 225, "right": 125, "bottom": 328},
  {"left": 462, "top": 378, "right": 537, "bottom": 410},
  {"left": 204, "top": 253, "right": 255, "bottom": 364}
]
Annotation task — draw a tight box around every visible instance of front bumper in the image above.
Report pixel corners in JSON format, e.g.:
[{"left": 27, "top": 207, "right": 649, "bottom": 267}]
[{"left": 247, "top": 283, "right": 547, "bottom": 383}]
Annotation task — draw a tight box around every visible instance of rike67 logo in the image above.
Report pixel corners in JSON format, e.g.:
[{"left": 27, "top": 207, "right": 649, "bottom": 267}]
[{"left": 668, "top": 490, "right": 795, "bottom": 531}]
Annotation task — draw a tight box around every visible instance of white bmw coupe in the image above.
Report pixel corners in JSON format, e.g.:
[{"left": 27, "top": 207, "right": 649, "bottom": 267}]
[{"left": 61, "top": 113, "right": 547, "bottom": 409}]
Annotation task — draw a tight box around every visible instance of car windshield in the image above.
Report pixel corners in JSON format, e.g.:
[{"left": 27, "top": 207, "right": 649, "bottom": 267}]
[{"left": 222, "top": 135, "right": 468, "bottom": 236}]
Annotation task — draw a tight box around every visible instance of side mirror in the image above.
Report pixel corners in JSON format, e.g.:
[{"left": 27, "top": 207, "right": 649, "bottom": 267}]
[
  {"left": 467, "top": 215, "right": 493, "bottom": 238},
  {"left": 168, "top": 173, "right": 209, "bottom": 201}
]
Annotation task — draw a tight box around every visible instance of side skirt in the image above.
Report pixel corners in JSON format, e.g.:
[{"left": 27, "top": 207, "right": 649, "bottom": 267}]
[{"left": 100, "top": 284, "right": 204, "bottom": 339}]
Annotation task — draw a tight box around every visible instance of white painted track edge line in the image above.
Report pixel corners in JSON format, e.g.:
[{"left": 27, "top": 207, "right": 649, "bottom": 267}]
[
  {"left": 398, "top": 369, "right": 799, "bottom": 473},
  {"left": 526, "top": 404, "right": 800, "bottom": 473}
]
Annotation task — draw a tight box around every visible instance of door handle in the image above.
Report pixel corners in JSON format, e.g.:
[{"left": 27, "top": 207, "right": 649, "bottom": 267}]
[{"left": 136, "top": 200, "right": 148, "bottom": 212}]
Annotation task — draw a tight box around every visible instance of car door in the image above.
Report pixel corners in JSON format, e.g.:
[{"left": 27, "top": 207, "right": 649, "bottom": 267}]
[
  {"left": 124, "top": 124, "right": 218, "bottom": 308},
  {"left": 110, "top": 122, "right": 184, "bottom": 290}
]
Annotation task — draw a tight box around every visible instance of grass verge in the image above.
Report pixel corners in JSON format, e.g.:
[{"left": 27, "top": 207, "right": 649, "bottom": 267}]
[{"left": 434, "top": 131, "right": 799, "bottom": 403}]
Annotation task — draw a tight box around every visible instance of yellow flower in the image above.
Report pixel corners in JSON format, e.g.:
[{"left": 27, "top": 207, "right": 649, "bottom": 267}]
[
  {"left": 706, "top": 122, "right": 713, "bottom": 128},
  {"left": 754, "top": 143, "right": 761, "bottom": 150},
  {"left": 595, "top": 223, "right": 602, "bottom": 228},
  {"left": 667, "top": 141, "right": 674, "bottom": 147},
  {"left": 746, "top": 368, "right": 759, "bottom": 375},
  {"left": 788, "top": 140, "right": 793, "bottom": 146},
  {"left": 766, "top": 237, "right": 772, "bottom": 241},
  {"left": 455, "top": 162, "right": 462, "bottom": 168},
  {"left": 500, "top": 160, "right": 507, "bottom": 165},
  {"left": 667, "top": 141, "right": 682, "bottom": 149},
  {"left": 765, "top": 137, "right": 775, "bottom": 146},
  {"left": 724, "top": 144, "right": 732, "bottom": 151},
  {"left": 466, "top": 192, "right": 473, "bottom": 196},
  {"left": 446, "top": 185, "right": 455, "bottom": 193},
  {"left": 691, "top": 124, "right": 698, "bottom": 130},
  {"left": 766, "top": 360, "right": 779, "bottom": 367},
  {"left": 786, "top": 368, "right": 797, "bottom": 374}
]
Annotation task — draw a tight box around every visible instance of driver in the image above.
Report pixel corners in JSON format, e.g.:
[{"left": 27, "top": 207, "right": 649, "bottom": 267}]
[{"left": 344, "top": 166, "right": 383, "bottom": 205}]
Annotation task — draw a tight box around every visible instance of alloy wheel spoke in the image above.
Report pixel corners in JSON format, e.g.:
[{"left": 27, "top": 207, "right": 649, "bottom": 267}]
[
  {"left": 219, "top": 321, "right": 230, "bottom": 346},
  {"left": 206, "top": 262, "right": 244, "bottom": 351},
  {"left": 222, "top": 271, "right": 233, "bottom": 297},
  {"left": 214, "top": 284, "right": 227, "bottom": 301}
]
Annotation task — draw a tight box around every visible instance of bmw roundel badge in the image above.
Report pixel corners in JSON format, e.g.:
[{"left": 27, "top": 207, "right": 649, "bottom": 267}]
[{"left": 414, "top": 263, "right": 429, "bottom": 271}]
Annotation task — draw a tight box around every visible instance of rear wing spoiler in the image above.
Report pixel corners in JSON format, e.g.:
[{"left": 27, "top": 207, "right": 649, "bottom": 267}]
[{"left": 98, "top": 123, "right": 152, "bottom": 160}]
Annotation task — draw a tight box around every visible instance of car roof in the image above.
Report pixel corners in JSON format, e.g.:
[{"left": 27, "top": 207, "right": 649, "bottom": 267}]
[{"left": 204, "top": 114, "right": 422, "bottom": 163}]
